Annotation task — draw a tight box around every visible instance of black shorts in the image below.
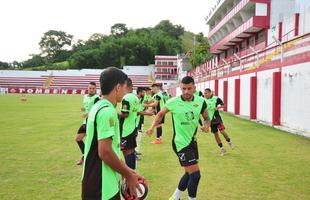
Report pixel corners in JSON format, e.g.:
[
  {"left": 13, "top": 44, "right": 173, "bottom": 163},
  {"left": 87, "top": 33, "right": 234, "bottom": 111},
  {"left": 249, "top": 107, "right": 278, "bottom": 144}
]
[
  {"left": 211, "top": 123, "right": 225, "bottom": 133},
  {"left": 174, "top": 140, "right": 199, "bottom": 167},
  {"left": 77, "top": 124, "right": 86, "bottom": 134},
  {"left": 121, "top": 129, "right": 137, "bottom": 151}
]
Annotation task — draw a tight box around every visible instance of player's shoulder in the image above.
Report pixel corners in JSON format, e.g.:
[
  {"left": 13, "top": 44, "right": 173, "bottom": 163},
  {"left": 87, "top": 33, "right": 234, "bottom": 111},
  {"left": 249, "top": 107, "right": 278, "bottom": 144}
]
[{"left": 96, "top": 100, "right": 115, "bottom": 115}]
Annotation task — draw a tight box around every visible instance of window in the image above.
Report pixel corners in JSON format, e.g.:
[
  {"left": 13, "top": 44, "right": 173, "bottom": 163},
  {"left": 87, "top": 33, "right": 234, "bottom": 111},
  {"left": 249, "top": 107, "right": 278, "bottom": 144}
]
[{"left": 257, "top": 30, "right": 266, "bottom": 44}]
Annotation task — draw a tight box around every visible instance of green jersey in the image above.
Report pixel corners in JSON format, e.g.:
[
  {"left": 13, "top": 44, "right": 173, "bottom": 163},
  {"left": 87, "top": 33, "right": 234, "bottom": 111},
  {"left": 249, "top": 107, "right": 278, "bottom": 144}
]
[
  {"left": 82, "top": 94, "right": 100, "bottom": 124},
  {"left": 194, "top": 90, "right": 203, "bottom": 97},
  {"left": 143, "top": 94, "right": 152, "bottom": 104},
  {"left": 82, "top": 99, "right": 121, "bottom": 200},
  {"left": 153, "top": 92, "right": 165, "bottom": 113},
  {"left": 120, "top": 93, "right": 139, "bottom": 137},
  {"left": 205, "top": 96, "right": 224, "bottom": 123},
  {"left": 164, "top": 95, "right": 207, "bottom": 152},
  {"left": 135, "top": 97, "right": 143, "bottom": 128}
]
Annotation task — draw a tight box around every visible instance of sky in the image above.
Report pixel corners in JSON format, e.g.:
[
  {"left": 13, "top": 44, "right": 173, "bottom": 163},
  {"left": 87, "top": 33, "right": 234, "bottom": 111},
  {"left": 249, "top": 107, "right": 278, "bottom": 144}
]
[{"left": 0, "top": 0, "right": 216, "bottom": 62}]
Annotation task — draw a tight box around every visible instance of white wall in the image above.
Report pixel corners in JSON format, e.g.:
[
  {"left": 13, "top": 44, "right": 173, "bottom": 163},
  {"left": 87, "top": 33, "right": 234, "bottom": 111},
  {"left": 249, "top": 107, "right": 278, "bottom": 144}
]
[
  {"left": 209, "top": 80, "right": 215, "bottom": 91},
  {"left": 257, "top": 68, "right": 280, "bottom": 123},
  {"left": 218, "top": 78, "right": 225, "bottom": 100},
  {"left": 123, "top": 65, "right": 154, "bottom": 75},
  {"left": 227, "top": 76, "right": 239, "bottom": 113},
  {"left": 0, "top": 70, "right": 48, "bottom": 77},
  {"left": 281, "top": 62, "right": 310, "bottom": 132},
  {"left": 297, "top": 0, "right": 310, "bottom": 35},
  {"left": 240, "top": 73, "right": 256, "bottom": 117}
]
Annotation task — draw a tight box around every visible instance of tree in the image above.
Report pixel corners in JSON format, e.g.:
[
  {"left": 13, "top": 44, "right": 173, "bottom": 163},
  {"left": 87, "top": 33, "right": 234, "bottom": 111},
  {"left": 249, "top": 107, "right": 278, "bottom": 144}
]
[
  {"left": 110, "top": 23, "right": 128, "bottom": 36},
  {"left": 22, "top": 54, "right": 46, "bottom": 68},
  {"left": 154, "top": 20, "right": 184, "bottom": 39},
  {"left": 190, "top": 33, "right": 212, "bottom": 67},
  {"left": 39, "top": 30, "right": 73, "bottom": 61},
  {"left": 0, "top": 61, "right": 10, "bottom": 70}
]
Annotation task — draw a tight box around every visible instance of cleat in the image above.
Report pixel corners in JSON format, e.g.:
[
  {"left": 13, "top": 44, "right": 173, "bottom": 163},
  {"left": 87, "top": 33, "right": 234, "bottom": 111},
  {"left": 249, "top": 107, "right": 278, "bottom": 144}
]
[
  {"left": 76, "top": 159, "right": 83, "bottom": 165},
  {"left": 229, "top": 142, "right": 235, "bottom": 149},
  {"left": 220, "top": 148, "right": 226, "bottom": 156},
  {"left": 151, "top": 138, "right": 162, "bottom": 144}
]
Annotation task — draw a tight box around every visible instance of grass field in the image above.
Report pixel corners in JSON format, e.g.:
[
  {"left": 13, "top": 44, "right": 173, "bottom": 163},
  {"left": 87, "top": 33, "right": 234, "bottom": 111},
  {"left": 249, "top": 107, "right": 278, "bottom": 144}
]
[{"left": 0, "top": 94, "right": 309, "bottom": 200}]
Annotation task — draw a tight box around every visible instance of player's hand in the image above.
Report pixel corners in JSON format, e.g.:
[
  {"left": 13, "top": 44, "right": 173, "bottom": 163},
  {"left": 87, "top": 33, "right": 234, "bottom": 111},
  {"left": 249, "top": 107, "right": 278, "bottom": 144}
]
[
  {"left": 146, "top": 128, "right": 153, "bottom": 136},
  {"left": 125, "top": 170, "right": 143, "bottom": 198},
  {"left": 82, "top": 113, "right": 88, "bottom": 118},
  {"left": 81, "top": 107, "right": 85, "bottom": 112},
  {"left": 214, "top": 107, "right": 219, "bottom": 111},
  {"left": 201, "top": 125, "right": 209, "bottom": 133}
]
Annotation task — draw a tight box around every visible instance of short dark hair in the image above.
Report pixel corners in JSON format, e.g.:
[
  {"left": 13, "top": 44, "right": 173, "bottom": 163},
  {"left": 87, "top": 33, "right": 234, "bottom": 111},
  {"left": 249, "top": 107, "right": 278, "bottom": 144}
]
[
  {"left": 100, "top": 67, "right": 128, "bottom": 95},
  {"left": 126, "top": 78, "right": 133, "bottom": 87},
  {"left": 136, "top": 87, "right": 144, "bottom": 94},
  {"left": 204, "top": 88, "right": 212, "bottom": 92},
  {"left": 89, "top": 81, "right": 96, "bottom": 86},
  {"left": 181, "top": 76, "right": 195, "bottom": 84},
  {"left": 151, "top": 83, "right": 160, "bottom": 88},
  {"left": 144, "top": 87, "right": 151, "bottom": 91}
]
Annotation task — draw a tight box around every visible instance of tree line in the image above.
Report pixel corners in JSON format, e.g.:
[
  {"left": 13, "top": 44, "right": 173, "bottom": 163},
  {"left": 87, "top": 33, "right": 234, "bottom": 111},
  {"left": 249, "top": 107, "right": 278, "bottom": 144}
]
[{"left": 0, "top": 20, "right": 212, "bottom": 71}]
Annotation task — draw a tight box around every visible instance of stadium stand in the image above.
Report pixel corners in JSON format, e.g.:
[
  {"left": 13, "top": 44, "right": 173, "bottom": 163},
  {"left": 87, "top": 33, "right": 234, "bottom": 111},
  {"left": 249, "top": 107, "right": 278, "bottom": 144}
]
[{"left": 0, "top": 66, "right": 154, "bottom": 91}]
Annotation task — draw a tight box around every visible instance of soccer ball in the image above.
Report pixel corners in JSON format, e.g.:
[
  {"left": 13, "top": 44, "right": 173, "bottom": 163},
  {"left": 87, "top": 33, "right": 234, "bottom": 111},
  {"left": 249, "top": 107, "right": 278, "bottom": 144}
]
[{"left": 121, "top": 178, "right": 148, "bottom": 200}]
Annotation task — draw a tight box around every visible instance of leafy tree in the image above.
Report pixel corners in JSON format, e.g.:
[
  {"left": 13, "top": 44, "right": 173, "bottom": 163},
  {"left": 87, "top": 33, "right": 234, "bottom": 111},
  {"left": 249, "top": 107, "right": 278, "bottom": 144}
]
[
  {"left": 110, "top": 23, "right": 128, "bottom": 36},
  {"left": 0, "top": 61, "right": 10, "bottom": 69},
  {"left": 39, "top": 30, "right": 73, "bottom": 61},
  {"left": 190, "top": 32, "right": 212, "bottom": 67},
  {"left": 154, "top": 20, "right": 184, "bottom": 39}
]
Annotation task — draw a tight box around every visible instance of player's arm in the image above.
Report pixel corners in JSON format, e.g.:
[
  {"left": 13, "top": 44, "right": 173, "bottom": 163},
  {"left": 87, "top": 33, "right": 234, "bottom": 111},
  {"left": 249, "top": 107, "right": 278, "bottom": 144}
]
[
  {"left": 143, "top": 99, "right": 158, "bottom": 108},
  {"left": 201, "top": 101, "right": 211, "bottom": 132},
  {"left": 215, "top": 98, "right": 225, "bottom": 110},
  {"left": 119, "top": 99, "right": 130, "bottom": 119},
  {"left": 98, "top": 139, "right": 142, "bottom": 198},
  {"left": 146, "top": 107, "right": 169, "bottom": 136},
  {"left": 138, "top": 110, "right": 154, "bottom": 116}
]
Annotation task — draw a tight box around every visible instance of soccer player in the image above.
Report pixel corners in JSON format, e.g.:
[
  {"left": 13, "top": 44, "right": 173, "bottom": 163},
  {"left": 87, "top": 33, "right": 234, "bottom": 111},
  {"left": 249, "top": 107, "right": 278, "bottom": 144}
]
[
  {"left": 204, "top": 88, "right": 234, "bottom": 156},
  {"left": 144, "top": 83, "right": 165, "bottom": 144},
  {"left": 82, "top": 67, "right": 142, "bottom": 200},
  {"left": 194, "top": 89, "right": 203, "bottom": 97},
  {"left": 119, "top": 78, "right": 140, "bottom": 170},
  {"left": 147, "top": 76, "right": 211, "bottom": 200},
  {"left": 75, "top": 82, "right": 100, "bottom": 165}
]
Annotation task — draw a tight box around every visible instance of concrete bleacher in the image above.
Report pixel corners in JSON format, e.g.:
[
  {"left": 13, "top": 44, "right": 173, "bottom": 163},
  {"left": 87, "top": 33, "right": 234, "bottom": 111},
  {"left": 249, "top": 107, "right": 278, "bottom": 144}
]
[
  {"left": 49, "top": 74, "right": 151, "bottom": 89},
  {"left": 0, "top": 66, "right": 154, "bottom": 90}
]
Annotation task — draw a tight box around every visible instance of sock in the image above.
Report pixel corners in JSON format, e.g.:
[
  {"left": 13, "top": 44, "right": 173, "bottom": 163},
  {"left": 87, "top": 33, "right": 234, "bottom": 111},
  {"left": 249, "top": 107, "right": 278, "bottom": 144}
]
[
  {"left": 125, "top": 152, "right": 136, "bottom": 170},
  {"left": 156, "top": 127, "right": 162, "bottom": 138},
  {"left": 178, "top": 172, "right": 190, "bottom": 191},
  {"left": 77, "top": 140, "right": 85, "bottom": 154},
  {"left": 173, "top": 188, "right": 182, "bottom": 200},
  {"left": 218, "top": 143, "right": 223, "bottom": 148},
  {"left": 187, "top": 171, "right": 201, "bottom": 198},
  {"left": 188, "top": 197, "right": 196, "bottom": 200}
]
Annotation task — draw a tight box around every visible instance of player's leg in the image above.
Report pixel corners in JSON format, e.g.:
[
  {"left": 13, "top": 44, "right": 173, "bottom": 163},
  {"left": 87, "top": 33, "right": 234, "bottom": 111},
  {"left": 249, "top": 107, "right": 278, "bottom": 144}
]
[
  {"left": 76, "top": 124, "right": 86, "bottom": 165},
  {"left": 171, "top": 142, "right": 200, "bottom": 200},
  {"left": 121, "top": 132, "right": 137, "bottom": 170},
  {"left": 211, "top": 124, "right": 225, "bottom": 155},
  {"left": 185, "top": 164, "right": 201, "bottom": 200},
  {"left": 151, "top": 124, "right": 163, "bottom": 144},
  {"left": 219, "top": 124, "right": 234, "bottom": 149}
]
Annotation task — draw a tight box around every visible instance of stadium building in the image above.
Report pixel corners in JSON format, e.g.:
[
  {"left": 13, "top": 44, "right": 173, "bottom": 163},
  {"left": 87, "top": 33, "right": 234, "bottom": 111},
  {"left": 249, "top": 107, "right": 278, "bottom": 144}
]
[{"left": 168, "top": 0, "right": 310, "bottom": 135}]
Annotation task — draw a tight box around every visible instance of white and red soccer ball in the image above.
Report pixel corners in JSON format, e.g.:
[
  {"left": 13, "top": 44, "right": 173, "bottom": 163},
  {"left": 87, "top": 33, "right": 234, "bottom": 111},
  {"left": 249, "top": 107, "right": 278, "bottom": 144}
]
[{"left": 121, "top": 178, "right": 148, "bottom": 200}]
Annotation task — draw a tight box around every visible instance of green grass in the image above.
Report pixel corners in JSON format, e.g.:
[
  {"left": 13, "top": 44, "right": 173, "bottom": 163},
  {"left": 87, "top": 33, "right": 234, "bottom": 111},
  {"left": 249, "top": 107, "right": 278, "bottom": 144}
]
[{"left": 0, "top": 94, "right": 309, "bottom": 200}]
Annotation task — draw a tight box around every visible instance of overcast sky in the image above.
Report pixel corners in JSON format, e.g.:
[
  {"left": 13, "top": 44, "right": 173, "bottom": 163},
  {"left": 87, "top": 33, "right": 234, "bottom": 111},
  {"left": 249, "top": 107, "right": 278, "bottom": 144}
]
[{"left": 0, "top": 0, "right": 215, "bottom": 62}]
